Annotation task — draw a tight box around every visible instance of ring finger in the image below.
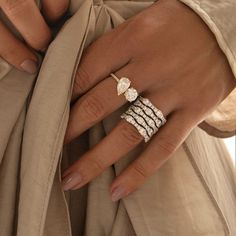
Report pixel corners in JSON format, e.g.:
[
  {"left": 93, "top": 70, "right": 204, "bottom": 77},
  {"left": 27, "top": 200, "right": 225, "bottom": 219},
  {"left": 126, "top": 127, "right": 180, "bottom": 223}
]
[
  {"left": 109, "top": 110, "right": 193, "bottom": 201},
  {"left": 62, "top": 92, "right": 172, "bottom": 191}
]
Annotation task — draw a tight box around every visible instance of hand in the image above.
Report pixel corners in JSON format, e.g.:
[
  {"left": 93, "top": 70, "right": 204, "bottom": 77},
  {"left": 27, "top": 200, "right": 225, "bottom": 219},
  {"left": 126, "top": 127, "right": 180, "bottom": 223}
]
[
  {"left": 62, "top": 0, "right": 236, "bottom": 201},
  {"left": 0, "top": 0, "right": 69, "bottom": 74}
]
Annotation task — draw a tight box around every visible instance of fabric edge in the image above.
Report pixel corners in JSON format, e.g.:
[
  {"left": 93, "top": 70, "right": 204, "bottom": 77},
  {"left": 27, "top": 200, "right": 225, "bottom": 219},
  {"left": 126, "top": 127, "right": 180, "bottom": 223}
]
[
  {"left": 198, "top": 121, "right": 236, "bottom": 138},
  {"left": 182, "top": 141, "right": 231, "bottom": 235}
]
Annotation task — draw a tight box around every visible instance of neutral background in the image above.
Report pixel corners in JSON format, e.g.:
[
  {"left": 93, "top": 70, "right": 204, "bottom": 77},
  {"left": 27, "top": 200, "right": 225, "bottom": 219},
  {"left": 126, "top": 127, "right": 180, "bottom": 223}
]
[{"left": 224, "top": 136, "right": 236, "bottom": 164}]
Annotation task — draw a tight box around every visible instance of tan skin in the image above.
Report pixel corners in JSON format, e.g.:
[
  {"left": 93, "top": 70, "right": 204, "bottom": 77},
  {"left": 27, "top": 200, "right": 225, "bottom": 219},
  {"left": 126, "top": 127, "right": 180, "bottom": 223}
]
[
  {"left": 1, "top": 0, "right": 235, "bottom": 202},
  {"left": 0, "top": 0, "right": 69, "bottom": 73},
  {"left": 61, "top": 0, "right": 236, "bottom": 202}
]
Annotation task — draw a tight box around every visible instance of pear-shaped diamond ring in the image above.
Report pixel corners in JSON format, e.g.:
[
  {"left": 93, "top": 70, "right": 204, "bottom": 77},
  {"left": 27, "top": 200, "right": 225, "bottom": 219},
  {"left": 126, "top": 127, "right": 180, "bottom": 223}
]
[{"left": 110, "top": 73, "right": 139, "bottom": 102}]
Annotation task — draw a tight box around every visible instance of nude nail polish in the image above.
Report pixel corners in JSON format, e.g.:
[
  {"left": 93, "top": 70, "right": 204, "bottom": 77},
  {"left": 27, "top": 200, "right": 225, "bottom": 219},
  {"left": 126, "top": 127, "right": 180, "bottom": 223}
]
[
  {"left": 111, "top": 186, "right": 126, "bottom": 202},
  {"left": 20, "top": 59, "right": 38, "bottom": 74},
  {"left": 62, "top": 172, "right": 82, "bottom": 191},
  {"left": 62, "top": 177, "right": 73, "bottom": 185}
]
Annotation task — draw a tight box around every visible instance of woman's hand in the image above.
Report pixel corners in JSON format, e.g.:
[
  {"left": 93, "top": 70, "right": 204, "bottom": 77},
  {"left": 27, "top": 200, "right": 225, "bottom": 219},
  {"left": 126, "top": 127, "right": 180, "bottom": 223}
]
[
  {"left": 62, "top": 0, "right": 236, "bottom": 201},
  {"left": 0, "top": 0, "right": 69, "bottom": 74}
]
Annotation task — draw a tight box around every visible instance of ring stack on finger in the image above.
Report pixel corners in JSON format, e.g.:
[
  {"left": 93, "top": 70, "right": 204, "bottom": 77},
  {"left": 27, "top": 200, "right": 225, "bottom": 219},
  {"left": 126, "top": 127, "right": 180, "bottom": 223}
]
[
  {"left": 121, "top": 96, "right": 167, "bottom": 142},
  {"left": 110, "top": 72, "right": 166, "bottom": 142}
]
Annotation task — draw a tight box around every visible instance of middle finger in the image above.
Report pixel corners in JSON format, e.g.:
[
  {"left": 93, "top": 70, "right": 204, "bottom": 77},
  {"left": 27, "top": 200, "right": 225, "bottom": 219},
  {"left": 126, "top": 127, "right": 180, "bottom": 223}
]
[{"left": 65, "top": 63, "right": 147, "bottom": 143}]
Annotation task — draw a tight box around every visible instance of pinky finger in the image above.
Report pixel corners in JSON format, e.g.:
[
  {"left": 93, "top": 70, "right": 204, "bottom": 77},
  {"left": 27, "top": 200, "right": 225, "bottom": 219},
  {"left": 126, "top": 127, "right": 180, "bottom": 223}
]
[
  {"left": 110, "top": 111, "right": 194, "bottom": 202},
  {"left": 0, "top": 21, "right": 39, "bottom": 74}
]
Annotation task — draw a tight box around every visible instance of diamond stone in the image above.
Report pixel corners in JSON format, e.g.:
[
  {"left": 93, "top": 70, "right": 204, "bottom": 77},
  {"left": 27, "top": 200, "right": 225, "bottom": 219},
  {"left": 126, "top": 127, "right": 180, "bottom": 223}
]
[
  {"left": 137, "top": 117, "right": 143, "bottom": 123},
  {"left": 117, "top": 77, "right": 131, "bottom": 95},
  {"left": 127, "top": 117, "right": 132, "bottom": 122},
  {"left": 124, "top": 88, "right": 138, "bottom": 102},
  {"left": 146, "top": 109, "right": 152, "bottom": 115}
]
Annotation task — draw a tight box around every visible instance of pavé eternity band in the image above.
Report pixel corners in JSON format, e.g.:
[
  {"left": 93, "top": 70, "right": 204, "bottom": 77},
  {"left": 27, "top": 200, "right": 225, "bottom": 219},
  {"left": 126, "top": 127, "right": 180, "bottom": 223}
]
[
  {"left": 121, "top": 96, "right": 167, "bottom": 142},
  {"left": 110, "top": 73, "right": 139, "bottom": 102}
]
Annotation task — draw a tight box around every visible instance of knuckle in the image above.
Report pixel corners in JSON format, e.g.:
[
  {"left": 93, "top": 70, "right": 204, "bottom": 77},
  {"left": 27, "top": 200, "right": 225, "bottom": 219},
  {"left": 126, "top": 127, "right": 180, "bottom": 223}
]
[
  {"left": 119, "top": 122, "right": 143, "bottom": 147},
  {"left": 43, "top": 1, "right": 69, "bottom": 22},
  {"left": 133, "top": 161, "right": 148, "bottom": 179},
  {"left": 135, "top": 15, "right": 153, "bottom": 28},
  {"left": 131, "top": 14, "right": 157, "bottom": 32},
  {"left": 80, "top": 93, "right": 105, "bottom": 122},
  {"left": 74, "top": 65, "right": 92, "bottom": 94},
  {"left": 157, "top": 136, "right": 177, "bottom": 155}
]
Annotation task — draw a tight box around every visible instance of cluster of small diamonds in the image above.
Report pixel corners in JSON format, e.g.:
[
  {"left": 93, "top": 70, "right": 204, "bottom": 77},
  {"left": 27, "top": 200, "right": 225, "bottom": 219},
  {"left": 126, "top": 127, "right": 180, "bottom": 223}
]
[
  {"left": 126, "top": 109, "right": 153, "bottom": 136},
  {"left": 139, "top": 97, "right": 166, "bottom": 125},
  {"left": 121, "top": 113, "right": 149, "bottom": 142},
  {"left": 130, "top": 107, "right": 156, "bottom": 133},
  {"left": 121, "top": 97, "right": 167, "bottom": 142},
  {"left": 134, "top": 100, "right": 162, "bottom": 128}
]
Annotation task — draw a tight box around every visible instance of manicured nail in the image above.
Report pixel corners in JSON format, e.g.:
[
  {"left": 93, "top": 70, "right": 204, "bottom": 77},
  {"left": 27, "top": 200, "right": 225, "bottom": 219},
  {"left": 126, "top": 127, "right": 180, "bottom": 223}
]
[
  {"left": 20, "top": 59, "right": 38, "bottom": 74},
  {"left": 111, "top": 186, "right": 126, "bottom": 202},
  {"left": 62, "top": 172, "right": 82, "bottom": 191}
]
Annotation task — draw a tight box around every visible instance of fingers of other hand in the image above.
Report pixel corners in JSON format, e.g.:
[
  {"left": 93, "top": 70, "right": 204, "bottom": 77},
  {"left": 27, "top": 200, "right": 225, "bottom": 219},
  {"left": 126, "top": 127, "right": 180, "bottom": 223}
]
[
  {"left": 110, "top": 111, "right": 194, "bottom": 201},
  {"left": 41, "top": 0, "right": 69, "bottom": 23},
  {"left": 0, "top": 21, "right": 38, "bottom": 74},
  {"left": 0, "top": 0, "right": 68, "bottom": 72},
  {"left": 62, "top": 119, "right": 144, "bottom": 191},
  {"left": 62, "top": 94, "right": 175, "bottom": 193},
  {"left": 1, "top": 0, "right": 51, "bottom": 50}
]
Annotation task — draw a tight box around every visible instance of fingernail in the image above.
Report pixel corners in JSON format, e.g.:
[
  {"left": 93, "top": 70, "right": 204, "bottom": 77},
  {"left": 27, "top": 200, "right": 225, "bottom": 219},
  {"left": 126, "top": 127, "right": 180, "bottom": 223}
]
[
  {"left": 62, "top": 171, "right": 82, "bottom": 191},
  {"left": 20, "top": 59, "right": 38, "bottom": 74},
  {"left": 111, "top": 186, "right": 126, "bottom": 202}
]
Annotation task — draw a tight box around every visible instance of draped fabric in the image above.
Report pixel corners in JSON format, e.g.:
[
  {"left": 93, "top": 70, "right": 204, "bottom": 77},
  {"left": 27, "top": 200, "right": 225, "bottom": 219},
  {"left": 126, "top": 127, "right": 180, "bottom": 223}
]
[
  {"left": 180, "top": 0, "right": 236, "bottom": 137},
  {"left": 0, "top": 0, "right": 235, "bottom": 235}
]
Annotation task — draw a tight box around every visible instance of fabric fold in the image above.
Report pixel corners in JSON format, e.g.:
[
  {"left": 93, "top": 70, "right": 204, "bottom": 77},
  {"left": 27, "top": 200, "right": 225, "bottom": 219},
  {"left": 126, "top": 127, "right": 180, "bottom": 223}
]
[
  {"left": 15, "top": 1, "right": 95, "bottom": 234},
  {"left": 179, "top": 0, "right": 236, "bottom": 137}
]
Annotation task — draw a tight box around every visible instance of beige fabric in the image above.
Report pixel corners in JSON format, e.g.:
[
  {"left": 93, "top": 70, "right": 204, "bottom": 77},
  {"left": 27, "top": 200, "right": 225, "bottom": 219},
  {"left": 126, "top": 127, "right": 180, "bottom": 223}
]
[{"left": 0, "top": 0, "right": 236, "bottom": 235}]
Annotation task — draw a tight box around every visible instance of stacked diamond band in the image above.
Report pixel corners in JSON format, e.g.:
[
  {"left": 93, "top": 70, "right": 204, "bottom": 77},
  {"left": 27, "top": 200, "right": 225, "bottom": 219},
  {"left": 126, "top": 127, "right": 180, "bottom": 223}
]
[
  {"left": 138, "top": 97, "right": 166, "bottom": 125},
  {"left": 121, "top": 97, "right": 166, "bottom": 142},
  {"left": 110, "top": 73, "right": 167, "bottom": 142}
]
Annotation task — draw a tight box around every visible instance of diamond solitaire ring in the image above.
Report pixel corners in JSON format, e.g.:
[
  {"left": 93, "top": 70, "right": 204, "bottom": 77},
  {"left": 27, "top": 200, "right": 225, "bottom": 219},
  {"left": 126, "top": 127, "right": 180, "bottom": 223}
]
[
  {"left": 121, "top": 96, "right": 167, "bottom": 142},
  {"left": 110, "top": 73, "right": 138, "bottom": 102}
]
